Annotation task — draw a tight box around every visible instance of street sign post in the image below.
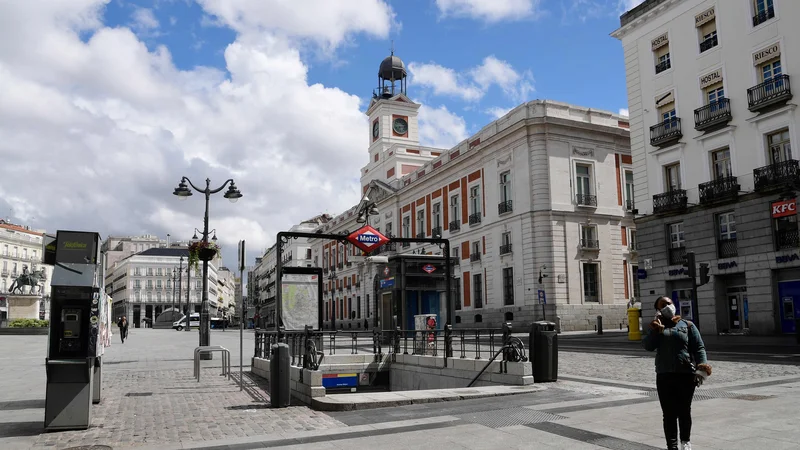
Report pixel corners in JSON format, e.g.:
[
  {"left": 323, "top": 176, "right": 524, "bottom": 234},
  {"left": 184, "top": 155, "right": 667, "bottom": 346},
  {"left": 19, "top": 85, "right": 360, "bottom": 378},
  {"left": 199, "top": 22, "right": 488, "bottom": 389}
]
[{"left": 237, "top": 240, "right": 245, "bottom": 391}]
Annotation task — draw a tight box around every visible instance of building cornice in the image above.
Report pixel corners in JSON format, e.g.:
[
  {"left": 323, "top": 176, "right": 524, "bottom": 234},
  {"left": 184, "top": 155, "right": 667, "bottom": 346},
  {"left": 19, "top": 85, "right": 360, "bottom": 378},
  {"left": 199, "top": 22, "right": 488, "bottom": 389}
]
[{"left": 611, "top": 0, "right": 685, "bottom": 40}]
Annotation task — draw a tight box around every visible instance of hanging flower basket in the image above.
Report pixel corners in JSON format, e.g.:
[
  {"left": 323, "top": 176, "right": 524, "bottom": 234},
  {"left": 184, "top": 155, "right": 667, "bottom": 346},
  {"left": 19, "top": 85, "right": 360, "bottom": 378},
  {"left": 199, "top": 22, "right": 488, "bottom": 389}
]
[{"left": 188, "top": 241, "right": 220, "bottom": 272}]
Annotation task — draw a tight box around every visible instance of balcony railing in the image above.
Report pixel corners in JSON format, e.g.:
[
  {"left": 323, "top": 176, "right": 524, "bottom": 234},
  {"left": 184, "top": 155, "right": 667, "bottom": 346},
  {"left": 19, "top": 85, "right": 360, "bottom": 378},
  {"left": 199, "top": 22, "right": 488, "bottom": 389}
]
[
  {"left": 402, "top": 242, "right": 410, "bottom": 248},
  {"left": 653, "top": 189, "right": 687, "bottom": 214},
  {"left": 776, "top": 229, "right": 799, "bottom": 251},
  {"left": 576, "top": 194, "right": 598, "bottom": 207},
  {"left": 699, "top": 176, "right": 740, "bottom": 204},
  {"left": 337, "top": 263, "right": 343, "bottom": 269},
  {"left": 655, "top": 60, "right": 671, "bottom": 74},
  {"left": 580, "top": 239, "right": 600, "bottom": 250},
  {"left": 748, "top": 75, "right": 792, "bottom": 112},
  {"left": 752, "top": 6, "right": 775, "bottom": 27},
  {"left": 699, "top": 34, "right": 718, "bottom": 53},
  {"left": 668, "top": 246, "right": 687, "bottom": 265},
  {"left": 625, "top": 200, "right": 635, "bottom": 212},
  {"left": 650, "top": 118, "right": 682, "bottom": 147},
  {"left": 449, "top": 220, "right": 460, "bottom": 232},
  {"left": 431, "top": 226, "right": 442, "bottom": 238},
  {"left": 498, "top": 200, "right": 513, "bottom": 215},
  {"left": 694, "top": 98, "right": 731, "bottom": 131},
  {"left": 468, "top": 213, "right": 481, "bottom": 225},
  {"left": 416, "top": 232, "right": 425, "bottom": 239},
  {"left": 628, "top": 243, "right": 639, "bottom": 253},
  {"left": 718, "top": 238, "right": 738, "bottom": 259},
  {"left": 754, "top": 159, "right": 800, "bottom": 192},
  {"left": 499, "top": 244, "right": 512, "bottom": 255},
  {"left": 470, "top": 253, "right": 481, "bottom": 262}
]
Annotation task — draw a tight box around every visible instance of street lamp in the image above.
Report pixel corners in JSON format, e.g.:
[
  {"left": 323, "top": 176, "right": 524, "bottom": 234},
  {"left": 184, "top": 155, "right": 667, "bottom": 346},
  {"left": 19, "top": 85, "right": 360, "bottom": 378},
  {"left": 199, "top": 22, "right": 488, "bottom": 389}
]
[{"left": 173, "top": 177, "right": 242, "bottom": 358}]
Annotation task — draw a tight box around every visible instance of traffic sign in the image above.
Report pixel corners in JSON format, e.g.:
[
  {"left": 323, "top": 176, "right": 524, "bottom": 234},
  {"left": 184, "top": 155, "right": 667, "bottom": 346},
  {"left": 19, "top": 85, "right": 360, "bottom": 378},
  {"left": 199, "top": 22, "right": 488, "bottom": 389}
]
[
  {"left": 422, "top": 264, "right": 436, "bottom": 274},
  {"left": 537, "top": 289, "right": 546, "bottom": 305},
  {"left": 347, "top": 225, "right": 389, "bottom": 253}
]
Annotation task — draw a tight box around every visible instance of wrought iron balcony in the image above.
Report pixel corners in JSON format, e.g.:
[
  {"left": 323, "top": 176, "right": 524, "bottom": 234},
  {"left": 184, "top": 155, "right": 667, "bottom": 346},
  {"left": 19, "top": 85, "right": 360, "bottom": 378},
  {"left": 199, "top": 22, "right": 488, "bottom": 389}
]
[
  {"left": 498, "top": 200, "right": 513, "bottom": 215},
  {"left": 468, "top": 213, "right": 481, "bottom": 225},
  {"left": 752, "top": 6, "right": 775, "bottom": 26},
  {"left": 699, "top": 176, "right": 740, "bottom": 204},
  {"left": 416, "top": 232, "right": 425, "bottom": 239},
  {"left": 499, "top": 244, "right": 512, "bottom": 255},
  {"left": 694, "top": 98, "right": 731, "bottom": 131},
  {"left": 655, "top": 60, "right": 671, "bottom": 74},
  {"left": 576, "top": 194, "right": 597, "bottom": 207},
  {"left": 699, "top": 34, "right": 718, "bottom": 53},
  {"left": 625, "top": 200, "right": 635, "bottom": 212},
  {"left": 668, "top": 246, "right": 686, "bottom": 265},
  {"left": 653, "top": 189, "right": 687, "bottom": 214},
  {"left": 650, "top": 118, "right": 682, "bottom": 147},
  {"left": 449, "top": 220, "right": 460, "bottom": 232},
  {"left": 718, "top": 238, "right": 738, "bottom": 259},
  {"left": 754, "top": 159, "right": 800, "bottom": 192},
  {"left": 580, "top": 239, "right": 600, "bottom": 250},
  {"left": 776, "top": 229, "right": 799, "bottom": 251},
  {"left": 0, "top": 270, "right": 7, "bottom": 277},
  {"left": 628, "top": 243, "right": 639, "bottom": 253},
  {"left": 383, "top": 242, "right": 397, "bottom": 252},
  {"left": 431, "top": 226, "right": 442, "bottom": 238},
  {"left": 470, "top": 253, "right": 481, "bottom": 262},
  {"left": 748, "top": 75, "right": 792, "bottom": 112}
]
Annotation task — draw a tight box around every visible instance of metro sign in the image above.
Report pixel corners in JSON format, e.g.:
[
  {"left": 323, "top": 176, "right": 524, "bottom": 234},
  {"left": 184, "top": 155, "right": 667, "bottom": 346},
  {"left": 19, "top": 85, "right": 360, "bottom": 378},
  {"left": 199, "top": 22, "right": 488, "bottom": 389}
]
[
  {"left": 347, "top": 225, "right": 389, "bottom": 254},
  {"left": 772, "top": 198, "right": 797, "bottom": 218},
  {"left": 422, "top": 264, "right": 436, "bottom": 274}
]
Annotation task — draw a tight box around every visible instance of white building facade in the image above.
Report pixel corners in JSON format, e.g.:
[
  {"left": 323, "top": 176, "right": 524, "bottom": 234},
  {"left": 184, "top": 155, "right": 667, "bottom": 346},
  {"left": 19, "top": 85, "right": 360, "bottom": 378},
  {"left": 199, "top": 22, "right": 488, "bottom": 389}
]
[
  {"left": 613, "top": 0, "right": 799, "bottom": 335},
  {"left": 303, "top": 54, "right": 636, "bottom": 332},
  {"left": 0, "top": 220, "right": 53, "bottom": 320}
]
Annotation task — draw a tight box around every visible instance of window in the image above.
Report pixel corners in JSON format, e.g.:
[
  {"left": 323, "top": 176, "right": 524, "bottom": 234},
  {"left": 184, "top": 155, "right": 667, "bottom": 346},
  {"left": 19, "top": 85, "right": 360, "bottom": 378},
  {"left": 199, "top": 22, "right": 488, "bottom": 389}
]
[
  {"left": 669, "top": 222, "right": 685, "bottom": 248},
  {"left": 157, "top": 292, "right": 162, "bottom": 302},
  {"left": 707, "top": 84, "right": 724, "bottom": 108},
  {"left": 473, "top": 273, "right": 483, "bottom": 309},
  {"left": 23, "top": 248, "right": 27, "bottom": 259},
  {"left": 696, "top": 7, "right": 717, "bottom": 53},
  {"left": 454, "top": 278, "right": 462, "bottom": 310},
  {"left": 157, "top": 268, "right": 163, "bottom": 276},
  {"left": 374, "top": 153, "right": 379, "bottom": 162},
  {"left": 135, "top": 280, "right": 141, "bottom": 288},
  {"left": 167, "top": 279, "right": 172, "bottom": 288},
  {"left": 499, "top": 171, "right": 512, "bottom": 203},
  {"left": 575, "top": 164, "right": 592, "bottom": 198},
  {"left": 432, "top": 204, "right": 441, "bottom": 231},
  {"left": 712, "top": 148, "right": 732, "bottom": 180},
  {"left": 452, "top": 246, "right": 459, "bottom": 259},
  {"left": 472, "top": 241, "right": 480, "bottom": 256},
  {"left": 469, "top": 186, "right": 481, "bottom": 215},
  {"left": 501, "top": 231, "right": 511, "bottom": 249},
  {"left": 147, "top": 268, "right": 153, "bottom": 276},
  {"left": 631, "top": 264, "right": 641, "bottom": 299},
  {"left": 366, "top": 294, "right": 370, "bottom": 318},
  {"left": 768, "top": 129, "right": 791, "bottom": 164},
  {"left": 582, "top": 263, "right": 599, "bottom": 302},
  {"left": 652, "top": 33, "right": 671, "bottom": 74},
  {"left": 719, "top": 213, "right": 736, "bottom": 240},
  {"left": 32, "top": 250, "right": 37, "bottom": 259},
  {"left": 665, "top": 163, "right": 681, "bottom": 191},
  {"left": 147, "top": 280, "right": 153, "bottom": 288},
  {"left": 12, "top": 247, "right": 17, "bottom": 257},
  {"left": 761, "top": 58, "right": 783, "bottom": 87},
  {"left": 402, "top": 215, "right": 411, "bottom": 238},
  {"left": 157, "top": 280, "right": 162, "bottom": 288},
  {"left": 629, "top": 229, "right": 638, "bottom": 250},
  {"left": 503, "top": 267, "right": 514, "bottom": 306},
  {"left": 450, "top": 195, "right": 460, "bottom": 224},
  {"left": 416, "top": 209, "right": 425, "bottom": 237},
  {"left": 581, "top": 225, "right": 598, "bottom": 249},
  {"left": 774, "top": 213, "right": 798, "bottom": 250},
  {"left": 386, "top": 222, "right": 393, "bottom": 238},
  {"left": 147, "top": 292, "right": 152, "bottom": 302},
  {"left": 2, "top": 245, "right": 6, "bottom": 256},
  {"left": 624, "top": 170, "right": 634, "bottom": 209},
  {"left": 753, "top": 0, "right": 775, "bottom": 26}
]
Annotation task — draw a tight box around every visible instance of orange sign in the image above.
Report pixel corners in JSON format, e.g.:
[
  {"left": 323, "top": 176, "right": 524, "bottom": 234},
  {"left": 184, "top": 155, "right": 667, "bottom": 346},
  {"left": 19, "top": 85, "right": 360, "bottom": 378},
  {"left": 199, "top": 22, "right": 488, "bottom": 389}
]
[{"left": 772, "top": 198, "right": 797, "bottom": 218}]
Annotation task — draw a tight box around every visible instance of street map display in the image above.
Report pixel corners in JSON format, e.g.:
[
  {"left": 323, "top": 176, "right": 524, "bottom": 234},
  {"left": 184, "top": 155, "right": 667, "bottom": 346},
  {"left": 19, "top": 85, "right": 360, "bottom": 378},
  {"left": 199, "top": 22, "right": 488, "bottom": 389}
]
[{"left": 281, "top": 274, "right": 318, "bottom": 330}]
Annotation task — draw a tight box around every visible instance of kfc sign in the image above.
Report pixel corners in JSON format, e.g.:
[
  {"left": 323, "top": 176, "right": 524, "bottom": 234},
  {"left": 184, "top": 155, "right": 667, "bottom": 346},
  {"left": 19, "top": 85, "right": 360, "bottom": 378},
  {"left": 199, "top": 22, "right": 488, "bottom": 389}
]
[{"left": 772, "top": 198, "right": 797, "bottom": 218}]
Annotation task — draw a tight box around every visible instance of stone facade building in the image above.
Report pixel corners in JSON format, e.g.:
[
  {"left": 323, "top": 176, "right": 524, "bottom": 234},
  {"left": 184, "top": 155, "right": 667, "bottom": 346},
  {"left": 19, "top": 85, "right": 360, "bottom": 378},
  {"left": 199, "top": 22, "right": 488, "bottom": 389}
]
[{"left": 0, "top": 220, "right": 53, "bottom": 321}]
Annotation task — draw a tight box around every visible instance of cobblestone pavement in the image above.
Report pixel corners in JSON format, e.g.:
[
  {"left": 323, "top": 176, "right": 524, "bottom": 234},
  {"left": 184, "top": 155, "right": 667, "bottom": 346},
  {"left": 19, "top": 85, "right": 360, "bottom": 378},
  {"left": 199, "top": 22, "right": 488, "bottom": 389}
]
[{"left": 0, "top": 330, "right": 345, "bottom": 449}]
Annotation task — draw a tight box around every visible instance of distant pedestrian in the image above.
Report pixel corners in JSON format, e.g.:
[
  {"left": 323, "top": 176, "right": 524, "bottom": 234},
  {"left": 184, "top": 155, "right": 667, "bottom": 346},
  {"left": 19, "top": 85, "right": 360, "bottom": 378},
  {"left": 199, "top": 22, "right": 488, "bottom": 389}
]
[
  {"left": 222, "top": 317, "right": 228, "bottom": 331},
  {"left": 117, "top": 316, "right": 129, "bottom": 343},
  {"left": 643, "top": 296, "right": 712, "bottom": 450}
]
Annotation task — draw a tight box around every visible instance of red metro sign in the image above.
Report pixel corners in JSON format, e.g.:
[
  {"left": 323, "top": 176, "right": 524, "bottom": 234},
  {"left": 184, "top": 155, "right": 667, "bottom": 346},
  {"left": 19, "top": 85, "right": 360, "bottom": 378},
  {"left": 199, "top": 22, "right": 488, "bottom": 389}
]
[
  {"left": 772, "top": 198, "right": 797, "bottom": 218},
  {"left": 347, "top": 225, "right": 389, "bottom": 254}
]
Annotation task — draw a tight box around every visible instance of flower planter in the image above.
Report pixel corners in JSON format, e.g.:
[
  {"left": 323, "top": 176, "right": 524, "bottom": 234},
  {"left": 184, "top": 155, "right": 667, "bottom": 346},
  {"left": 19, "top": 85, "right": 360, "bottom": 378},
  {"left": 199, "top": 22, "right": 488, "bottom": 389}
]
[{"left": 198, "top": 248, "right": 217, "bottom": 261}]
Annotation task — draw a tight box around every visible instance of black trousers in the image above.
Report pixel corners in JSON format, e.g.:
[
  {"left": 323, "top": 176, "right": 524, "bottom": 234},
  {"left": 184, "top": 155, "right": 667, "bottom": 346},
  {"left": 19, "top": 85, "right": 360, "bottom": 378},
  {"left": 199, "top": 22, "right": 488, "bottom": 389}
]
[{"left": 656, "top": 373, "right": 696, "bottom": 446}]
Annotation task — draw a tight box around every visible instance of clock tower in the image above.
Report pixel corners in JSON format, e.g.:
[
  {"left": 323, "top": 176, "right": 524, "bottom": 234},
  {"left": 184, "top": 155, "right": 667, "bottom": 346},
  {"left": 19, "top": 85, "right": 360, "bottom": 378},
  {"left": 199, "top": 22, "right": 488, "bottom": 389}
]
[{"left": 361, "top": 50, "right": 431, "bottom": 193}]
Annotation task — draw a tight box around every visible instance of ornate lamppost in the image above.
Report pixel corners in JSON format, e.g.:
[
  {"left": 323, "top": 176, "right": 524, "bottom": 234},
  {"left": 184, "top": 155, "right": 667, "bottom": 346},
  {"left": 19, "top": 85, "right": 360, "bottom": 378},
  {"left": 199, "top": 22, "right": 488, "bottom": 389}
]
[{"left": 173, "top": 177, "right": 242, "bottom": 358}]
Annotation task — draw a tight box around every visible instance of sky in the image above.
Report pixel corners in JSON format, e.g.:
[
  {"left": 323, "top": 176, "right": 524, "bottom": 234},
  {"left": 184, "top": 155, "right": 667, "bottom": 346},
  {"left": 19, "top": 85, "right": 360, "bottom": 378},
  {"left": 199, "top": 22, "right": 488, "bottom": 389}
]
[{"left": 0, "top": 0, "right": 645, "bottom": 270}]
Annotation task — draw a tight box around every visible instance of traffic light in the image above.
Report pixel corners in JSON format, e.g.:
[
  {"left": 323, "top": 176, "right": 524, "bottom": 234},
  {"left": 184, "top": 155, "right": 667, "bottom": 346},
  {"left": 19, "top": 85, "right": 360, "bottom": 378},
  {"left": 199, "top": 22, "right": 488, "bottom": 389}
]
[
  {"left": 682, "top": 252, "right": 696, "bottom": 279},
  {"left": 698, "top": 263, "right": 710, "bottom": 286}
]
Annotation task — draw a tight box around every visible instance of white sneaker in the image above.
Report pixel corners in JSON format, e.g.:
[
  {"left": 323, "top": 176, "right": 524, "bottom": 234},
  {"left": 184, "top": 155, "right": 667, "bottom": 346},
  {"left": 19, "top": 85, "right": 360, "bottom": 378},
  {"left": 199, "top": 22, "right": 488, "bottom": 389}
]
[{"left": 681, "top": 442, "right": 692, "bottom": 450}]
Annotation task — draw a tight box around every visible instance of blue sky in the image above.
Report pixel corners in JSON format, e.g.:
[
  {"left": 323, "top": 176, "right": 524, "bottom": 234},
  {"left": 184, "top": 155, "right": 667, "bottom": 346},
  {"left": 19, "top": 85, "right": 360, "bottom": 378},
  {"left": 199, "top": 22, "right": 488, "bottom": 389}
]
[
  {"left": 101, "top": 0, "right": 637, "bottom": 135},
  {"left": 0, "top": 0, "right": 643, "bottom": 267}
]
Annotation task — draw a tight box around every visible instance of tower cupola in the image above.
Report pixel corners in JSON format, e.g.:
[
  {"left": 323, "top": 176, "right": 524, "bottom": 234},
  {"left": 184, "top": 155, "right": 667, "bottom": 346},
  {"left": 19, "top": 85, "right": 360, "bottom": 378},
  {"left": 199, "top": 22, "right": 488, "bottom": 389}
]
[{"left": 375, "top": 48, "right": 407, "bottom": 99}]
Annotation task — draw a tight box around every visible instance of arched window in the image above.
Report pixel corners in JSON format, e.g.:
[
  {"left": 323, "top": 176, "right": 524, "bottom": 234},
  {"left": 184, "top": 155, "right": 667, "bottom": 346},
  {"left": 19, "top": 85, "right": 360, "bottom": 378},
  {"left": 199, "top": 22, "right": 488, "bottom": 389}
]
[{"left": 474, "top": 314, "right": 483, "bottom": 323}]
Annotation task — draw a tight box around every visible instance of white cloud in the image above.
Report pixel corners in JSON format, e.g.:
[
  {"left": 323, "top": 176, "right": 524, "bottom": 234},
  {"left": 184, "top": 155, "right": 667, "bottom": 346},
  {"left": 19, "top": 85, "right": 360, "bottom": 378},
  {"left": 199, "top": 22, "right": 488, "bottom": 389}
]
[
  {"left": 435, "top": 0, "right": 541, "bottom": 23},
  {"left": 0, "top": 0, "right": 394, "bottom": 266},
  {"left": 485, "top": 106, "right": 512, "bottom": 119},
  {"left": 418, "top": 105, "right": 468, "bottom": 149},
  {"left": 131, "top": 7, "right": 159, "bottom": 31},
  {"left": 619, "top": 108, "right": 629, "bottom": 117},
  {"left": 619, "top": 0, "right": 645, "bottom": 13},
  {"left": 409, "top": 56, "right": 534, "bottom": 103},
  {"left": 196, "top": 0, "right": 395, "bottom": 49},
  {"left": 406, "top": 62, "right": 483, "bottom": 101}
]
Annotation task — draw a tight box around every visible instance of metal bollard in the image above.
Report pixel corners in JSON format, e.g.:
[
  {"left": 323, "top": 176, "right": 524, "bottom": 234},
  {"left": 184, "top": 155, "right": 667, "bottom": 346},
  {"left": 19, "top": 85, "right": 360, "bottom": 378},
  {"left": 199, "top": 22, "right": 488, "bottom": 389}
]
[
  {"left": 555, "top": 316, "right": 562, "bottom": 334},
  {"left": 597, "top": 316, "right": 603, "bottom": 335}
]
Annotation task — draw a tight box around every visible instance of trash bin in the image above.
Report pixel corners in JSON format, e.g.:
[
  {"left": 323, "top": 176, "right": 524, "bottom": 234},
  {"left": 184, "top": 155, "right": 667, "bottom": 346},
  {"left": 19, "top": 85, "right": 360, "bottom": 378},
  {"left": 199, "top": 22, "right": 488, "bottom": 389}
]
[
  {"left": 529, "top": 321, "right": 558, "bottom": 382},
  {"left": 270, "top": 343, "right": 291, "bottom": 408}
]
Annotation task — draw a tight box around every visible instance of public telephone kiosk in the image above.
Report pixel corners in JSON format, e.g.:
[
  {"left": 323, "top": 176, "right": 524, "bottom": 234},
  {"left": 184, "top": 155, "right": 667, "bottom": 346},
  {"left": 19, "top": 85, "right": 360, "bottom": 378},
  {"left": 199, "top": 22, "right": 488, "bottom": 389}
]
[{"left": 43, "top": 231, "right": 107, "bottom": 431}]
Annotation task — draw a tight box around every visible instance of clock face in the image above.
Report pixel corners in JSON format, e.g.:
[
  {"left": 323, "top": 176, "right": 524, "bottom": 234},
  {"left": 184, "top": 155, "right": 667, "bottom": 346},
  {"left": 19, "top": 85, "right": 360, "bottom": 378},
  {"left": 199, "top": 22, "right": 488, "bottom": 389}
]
[
  {"left": 393, "top": 117, "right": 408, "bottom": 135},
  {"left": 372, "top": 121, "right": 379, "bottom": 138}
]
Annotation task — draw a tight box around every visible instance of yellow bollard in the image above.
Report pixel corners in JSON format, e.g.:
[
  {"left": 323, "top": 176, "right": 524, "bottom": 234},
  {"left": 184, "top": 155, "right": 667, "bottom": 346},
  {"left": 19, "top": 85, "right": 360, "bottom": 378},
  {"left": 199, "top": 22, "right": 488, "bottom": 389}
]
[{"left": 627, "top": 307, "right": 642, "bottom": 341}]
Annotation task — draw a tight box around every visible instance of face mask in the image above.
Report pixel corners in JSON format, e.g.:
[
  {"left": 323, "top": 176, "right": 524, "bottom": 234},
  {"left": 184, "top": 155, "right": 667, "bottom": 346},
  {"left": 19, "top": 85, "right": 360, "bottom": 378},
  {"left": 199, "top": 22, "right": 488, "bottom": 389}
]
[{"left": 660, "top": 304, "right": 676, "bottom": 319}]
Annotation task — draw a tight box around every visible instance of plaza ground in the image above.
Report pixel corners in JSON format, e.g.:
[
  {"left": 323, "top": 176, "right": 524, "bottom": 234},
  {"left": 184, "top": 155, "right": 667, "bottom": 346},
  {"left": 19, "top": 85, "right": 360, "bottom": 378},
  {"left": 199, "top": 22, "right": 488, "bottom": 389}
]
[{"left": 1, "top": 329, "right": 799, "bottom": 449}]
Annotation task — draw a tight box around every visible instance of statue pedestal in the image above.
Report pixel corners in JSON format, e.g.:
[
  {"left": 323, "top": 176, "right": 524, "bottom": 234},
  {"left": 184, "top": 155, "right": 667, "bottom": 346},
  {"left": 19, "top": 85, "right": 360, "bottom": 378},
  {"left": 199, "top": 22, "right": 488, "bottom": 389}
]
[{"left": 7, "top": 295, "right": 43, "bottom": 320}]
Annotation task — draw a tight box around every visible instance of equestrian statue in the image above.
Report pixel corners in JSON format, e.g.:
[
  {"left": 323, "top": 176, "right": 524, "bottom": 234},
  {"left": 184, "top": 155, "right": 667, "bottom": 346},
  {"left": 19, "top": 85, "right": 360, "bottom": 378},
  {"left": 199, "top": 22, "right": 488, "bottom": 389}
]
[{"left": 9, "top": 265, "right": 45, "bottom": 295}]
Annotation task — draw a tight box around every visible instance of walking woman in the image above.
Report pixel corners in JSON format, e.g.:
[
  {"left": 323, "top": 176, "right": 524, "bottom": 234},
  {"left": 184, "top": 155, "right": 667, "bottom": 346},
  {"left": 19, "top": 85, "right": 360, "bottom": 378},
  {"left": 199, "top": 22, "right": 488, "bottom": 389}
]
[{"left": 643, "top": 296, "right": 713, "bottom": 450}]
